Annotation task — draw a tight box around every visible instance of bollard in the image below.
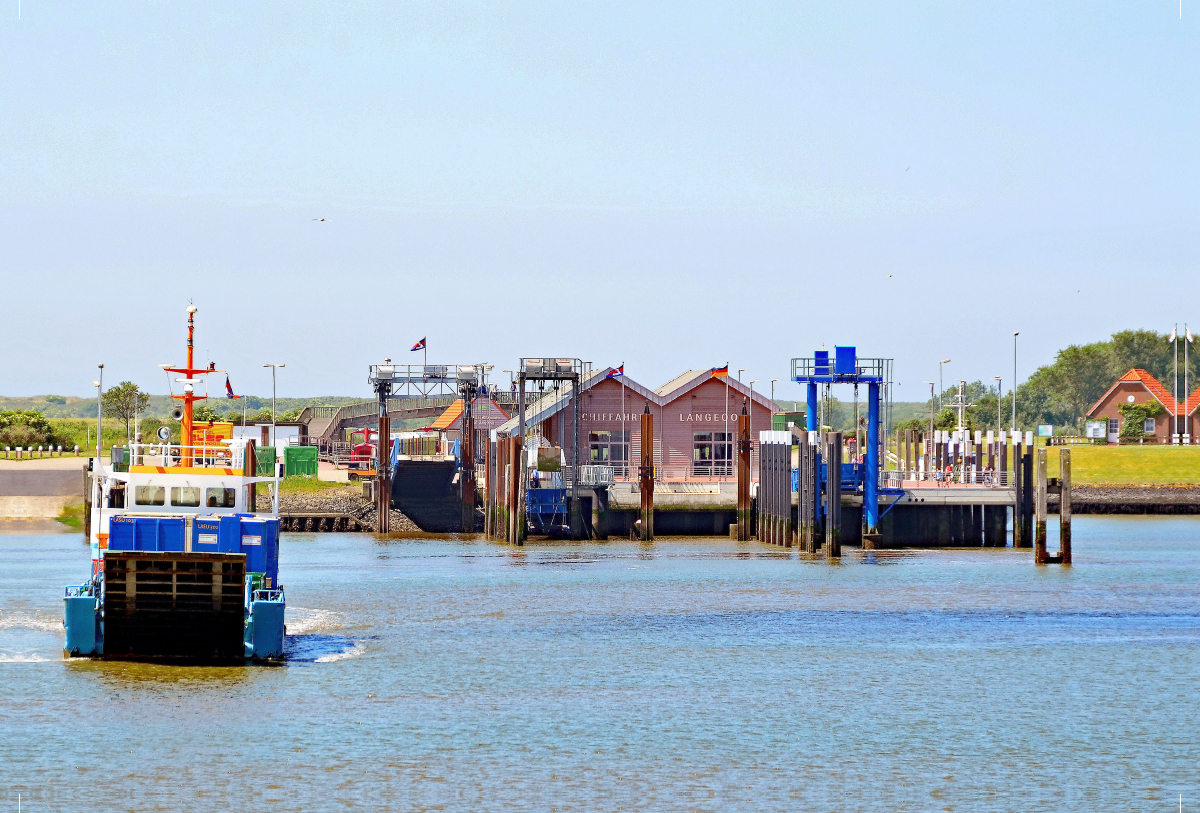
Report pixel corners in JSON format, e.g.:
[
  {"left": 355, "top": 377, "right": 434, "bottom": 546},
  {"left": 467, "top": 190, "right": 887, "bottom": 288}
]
[{"left": 639, "top": 407, "right": 654, "bottom": 541}]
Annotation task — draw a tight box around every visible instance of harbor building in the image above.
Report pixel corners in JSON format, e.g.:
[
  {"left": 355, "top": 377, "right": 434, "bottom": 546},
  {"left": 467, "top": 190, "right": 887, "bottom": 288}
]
[
  {"left": 495, "top": 367, "right": 777, "bottom": 482},
  {"left": 1087, "top": 368, "right": 1200, "bottom": 443}
]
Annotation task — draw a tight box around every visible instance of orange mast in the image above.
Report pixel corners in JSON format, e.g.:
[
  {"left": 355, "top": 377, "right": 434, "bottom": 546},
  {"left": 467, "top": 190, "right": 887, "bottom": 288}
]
[{"left": 165, "top": 305, "right": 210, "bottom": 467}]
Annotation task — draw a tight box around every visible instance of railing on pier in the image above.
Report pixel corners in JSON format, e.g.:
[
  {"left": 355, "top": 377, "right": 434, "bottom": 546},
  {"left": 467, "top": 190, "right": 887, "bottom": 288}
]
[{"left": 887, "top": 468, "right": 1013, "bottom": 487}]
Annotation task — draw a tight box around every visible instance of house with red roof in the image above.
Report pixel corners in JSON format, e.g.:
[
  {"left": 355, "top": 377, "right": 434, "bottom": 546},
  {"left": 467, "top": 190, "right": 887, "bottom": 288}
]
[{"left": 1086, "top": 369, "right": 1200, "bottom": 442}]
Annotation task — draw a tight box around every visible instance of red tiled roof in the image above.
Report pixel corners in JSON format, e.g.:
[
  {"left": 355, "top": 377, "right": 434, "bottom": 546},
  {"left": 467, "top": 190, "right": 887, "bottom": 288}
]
[{"left": 1112, "top": 368, "right": 1200, "bottom": 415}]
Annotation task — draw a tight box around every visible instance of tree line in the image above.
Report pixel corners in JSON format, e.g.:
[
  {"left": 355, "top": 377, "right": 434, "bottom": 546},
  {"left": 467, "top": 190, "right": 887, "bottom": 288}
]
[{"left": 899, "top": 329, "right": 1195, "bottom": 434}]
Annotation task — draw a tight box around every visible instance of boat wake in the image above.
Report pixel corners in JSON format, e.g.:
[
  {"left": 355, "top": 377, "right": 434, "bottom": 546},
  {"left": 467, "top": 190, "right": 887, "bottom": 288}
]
[
  {"left": 285, "top": 633, "right": 363, "bottom": 664},
  {"left": 0, "top": 612, "right": 62, "bottom": 634}
]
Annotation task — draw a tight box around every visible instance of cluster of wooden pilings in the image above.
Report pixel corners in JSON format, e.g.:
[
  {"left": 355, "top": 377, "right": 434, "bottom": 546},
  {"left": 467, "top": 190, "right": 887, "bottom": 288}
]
[
  {"left": 1034, "top": 447, "right": 1072, "bottom": 564},
  {"left": 759, "top": 429, "right": 844, "bottom": 559},
  {"left": 483, "top": 435, "right": 525, "bottom": 544}
]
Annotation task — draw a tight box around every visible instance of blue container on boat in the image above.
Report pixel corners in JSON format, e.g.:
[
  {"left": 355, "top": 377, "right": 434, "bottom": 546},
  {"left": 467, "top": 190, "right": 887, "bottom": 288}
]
[
  {"left": 192, "top": 517, "right": 221, "bottom": 552},
  {"left": 217, "top": 515, "right": 243, "bottom": 552},
  {"left": 157, "top": 517, "right": 185, "bottom": 552},
  {"left": 107, "top": 515, "right": 136, "bottom": 551}
]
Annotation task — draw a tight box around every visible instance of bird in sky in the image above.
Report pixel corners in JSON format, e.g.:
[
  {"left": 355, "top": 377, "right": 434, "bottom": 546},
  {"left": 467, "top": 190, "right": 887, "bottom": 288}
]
[{"left": 312, "top": 217, "right": 329, "bottom": 222}]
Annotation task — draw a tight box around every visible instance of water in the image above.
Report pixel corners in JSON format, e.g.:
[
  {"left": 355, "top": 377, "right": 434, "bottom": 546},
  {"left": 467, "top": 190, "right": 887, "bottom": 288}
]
[{"left": 2, "top": 518, "right": 1198, "bottom": 811}]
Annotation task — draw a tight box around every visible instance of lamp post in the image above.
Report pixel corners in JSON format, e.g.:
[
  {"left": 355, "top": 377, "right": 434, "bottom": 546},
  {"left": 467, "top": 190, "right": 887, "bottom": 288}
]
[
  {"left": 262, "top": 364, "right": 285, "bottom": 450},
  {"left": 94, "top": 364, "right": 104, "bottom": 461},
  {"left": 1012, "top": 332, "right": 1019, "bottom": 434},
  {"left": 938, "top": 359, "right": 951, "bottom": 409},
  {"left": 924, "top": 381, "right": 935, "bottom": 476},
  {"left": 770, "top": 378, "right": 780, "bottom": 407},
  {"left": 748, "top": 380, "right": 759, "bottom": 462},
  {"left": 369, "top": 360, "right": 396, "bottom": 533},
  {"left": 994, "top": 376, "right": 1003, "bottom": 433}
]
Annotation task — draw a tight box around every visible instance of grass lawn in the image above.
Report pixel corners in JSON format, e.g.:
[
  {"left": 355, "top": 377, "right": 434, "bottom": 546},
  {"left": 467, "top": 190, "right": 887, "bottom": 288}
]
[
  {"left": 1037, "top": 445, "right": 1200, "bottom": 485},
  {"left": 278, "top": 477, "right": 355, "bottom": 495}
]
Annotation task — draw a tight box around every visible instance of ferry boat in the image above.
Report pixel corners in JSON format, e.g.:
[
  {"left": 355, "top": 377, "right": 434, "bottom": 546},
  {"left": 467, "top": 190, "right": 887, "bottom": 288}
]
[{"left": 64, "top": 305, "right": 286, "bottom": 663}]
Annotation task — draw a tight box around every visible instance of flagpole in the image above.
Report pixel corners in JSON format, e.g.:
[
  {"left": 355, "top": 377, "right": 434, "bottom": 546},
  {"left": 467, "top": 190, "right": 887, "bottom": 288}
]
[
  {"left": 724, "top": 363, "right": 729, "bottom": 480},
  {"left": 1187, "top": 325, "right": 1191, "bottom": 443},
  {"left": 621, "top": 368, "right": 626, "bottom": 479},
  {"left": 1175, "top": 324, "right": 1180, "bottom": 441}
]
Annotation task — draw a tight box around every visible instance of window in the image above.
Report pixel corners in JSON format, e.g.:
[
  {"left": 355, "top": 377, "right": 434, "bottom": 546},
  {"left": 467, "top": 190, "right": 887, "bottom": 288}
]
[
  {"left": 170, "top": 486, "right": 201, "bottom": 507},
  {"left": 589, "top": 431, "right": 630, "bottom": 475},
  {"left": 134, "top": 485, "right": 165, "bottom": 506},
  {"left": 1108, "top": 419, "right": 1119, "bottom": 434},
  {"left": 206, "top": 488, "right": 237, "bottom": 508},
  {"left": 1143, "top": 418, "right": 1156, "bottom": 434},
  {"left": 693, "top": 432, "right": 732, "bottom": 476}
]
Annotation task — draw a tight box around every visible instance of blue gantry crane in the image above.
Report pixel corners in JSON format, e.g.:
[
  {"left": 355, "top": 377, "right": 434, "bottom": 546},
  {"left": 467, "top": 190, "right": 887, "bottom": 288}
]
[{"left": 791, "top": 347, "right": 893, "bottom": 534}]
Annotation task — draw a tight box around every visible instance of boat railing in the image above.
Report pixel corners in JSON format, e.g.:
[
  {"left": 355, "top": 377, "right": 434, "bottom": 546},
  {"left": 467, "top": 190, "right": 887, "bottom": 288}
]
[
  {"left": 124, "top": 442, "right": 272, "bottom": 473},
  {"left": 65, "top": 582, "right": 95, "bottom": 598},
  {"left": 252, "top": 588, "right": 285, "bottom": 603}
]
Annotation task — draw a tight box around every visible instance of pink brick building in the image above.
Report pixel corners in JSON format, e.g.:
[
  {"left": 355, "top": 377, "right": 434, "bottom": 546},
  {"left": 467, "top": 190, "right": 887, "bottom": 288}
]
[{"left": 497, "top": 368, "right": 777, "bottom": 481}]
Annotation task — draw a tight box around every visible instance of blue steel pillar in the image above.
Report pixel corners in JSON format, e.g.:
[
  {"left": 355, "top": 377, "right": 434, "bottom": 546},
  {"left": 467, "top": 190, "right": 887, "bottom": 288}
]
[
  {"left": 865, "top": 382, "right": 880, "bottom": 532},
  {"left": 806, "top": 383, "right": 818, "bottom": 432}
]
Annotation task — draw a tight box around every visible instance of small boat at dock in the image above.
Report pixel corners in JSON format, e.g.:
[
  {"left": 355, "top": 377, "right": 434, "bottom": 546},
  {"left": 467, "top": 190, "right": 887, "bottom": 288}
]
[{"left": 64, "top": 305, "right": 286, "bottom": 663}]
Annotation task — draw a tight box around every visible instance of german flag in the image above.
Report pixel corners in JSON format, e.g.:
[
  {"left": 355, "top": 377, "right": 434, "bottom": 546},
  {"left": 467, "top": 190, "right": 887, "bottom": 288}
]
[{"left": 711, "top": 364, "right": 729, "bottom": 378}]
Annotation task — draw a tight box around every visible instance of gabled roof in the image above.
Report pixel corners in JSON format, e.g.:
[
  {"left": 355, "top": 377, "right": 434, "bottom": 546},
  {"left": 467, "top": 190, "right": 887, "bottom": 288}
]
[
  {"left": 1087, "top": 368, "right": 1200, "bottom": 417},
  {"left": 654, "top": 369, "right": 777, "bottom": 413},
  {"left": 495, "top": 366, "right": 780, "bottom": 436}
]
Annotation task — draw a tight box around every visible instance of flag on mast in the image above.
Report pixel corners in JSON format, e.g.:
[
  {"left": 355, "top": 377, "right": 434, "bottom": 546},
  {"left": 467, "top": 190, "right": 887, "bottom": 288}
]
[
  {"left": 711, "top": 364, "right": 729, "bottom": 378},
  {"left": 606, "top": 364, "right": 624, "bottom": 379},
  {"left": 1187, "top": 327, "right": 1194, "bottom": 344},
  {"left": 225, "top": 375, "right": 240, "bottom": 399},
  {"left": 1170, "top": 327, "right": 1178, "bottom": 343},
  {"left": 410, "top": 337, "right": 426, "bottom": 352}
]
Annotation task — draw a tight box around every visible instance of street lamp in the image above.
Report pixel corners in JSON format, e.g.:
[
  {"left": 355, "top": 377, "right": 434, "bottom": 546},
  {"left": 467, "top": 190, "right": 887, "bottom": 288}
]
[
  {"left": 95, "top": 363, "right": 104, "bottom": 461},
  {"left": 924, "top": 381, "right": 935, "bottom": 476},
  {"left": 994, "top": 376, "right": 1003, "bottom": 434},
  {"left": 770, "top": 378, "right": 780, "bottom": 406},
  {"left": 262, "top": 363, "right": 285, "bottom": 450},
  {"left": 748, "top": 379, "right": 759, "bottom": 447},
  {"left": 938, "top": 359, "right": 951, "bottom": 408},
  {"left": 1012, "top": 332, "right": 1019, "bottom": 433},
  {"left": 737, "top": 368, "right": 746, "bottom": 384}
]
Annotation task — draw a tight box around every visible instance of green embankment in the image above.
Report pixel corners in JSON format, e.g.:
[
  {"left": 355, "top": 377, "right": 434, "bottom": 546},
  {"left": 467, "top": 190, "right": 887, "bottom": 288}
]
[
  {"left": 888, "top": 442, "right": 1200, "bottom": 485},
  {"left": 1038, "top": 445, "right": 1200, "bottom": 485}
]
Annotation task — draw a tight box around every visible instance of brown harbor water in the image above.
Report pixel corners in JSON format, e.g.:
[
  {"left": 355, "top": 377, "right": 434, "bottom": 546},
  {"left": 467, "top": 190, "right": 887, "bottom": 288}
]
[{"left": 1, "top": 517, "right": 1198, "bottom": 811}]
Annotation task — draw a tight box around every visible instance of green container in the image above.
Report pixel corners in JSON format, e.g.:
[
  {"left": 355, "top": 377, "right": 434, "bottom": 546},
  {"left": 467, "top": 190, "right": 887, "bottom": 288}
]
[
  {"left": 284, "top": 446, "right": 319, "bottom": 477},
  {"left": 772, "top": 411, "right": 805, "bottom": 432},
  {"left": 255, "top": 446, "right": 276, "bottom": 477}
]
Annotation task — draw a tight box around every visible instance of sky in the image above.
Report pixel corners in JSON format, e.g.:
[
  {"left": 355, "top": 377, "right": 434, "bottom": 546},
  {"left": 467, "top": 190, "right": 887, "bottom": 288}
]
[{"left": 1, "top": 1, "right": 1197, "bottom": 404}]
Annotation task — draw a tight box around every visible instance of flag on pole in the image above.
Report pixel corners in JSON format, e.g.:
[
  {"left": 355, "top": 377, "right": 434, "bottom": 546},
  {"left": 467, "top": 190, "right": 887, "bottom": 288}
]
[
  {"left": 410, "top": 337, "right": 426, "bottom": 351},
  {"left": 711, "top": 364, "right": 729, "bottom": 378},
  {"left": 1170, "top": 327, "right": 1178, "bottom": 343},
  {"left": 606, "top": 364, "right": 624, "bottom": 379},
  {"left": 1187, "top": 328, "right": 1194, "bottom": 344},
  {"left": 225, "top": 375, "right": 240, "bottom": 399}
]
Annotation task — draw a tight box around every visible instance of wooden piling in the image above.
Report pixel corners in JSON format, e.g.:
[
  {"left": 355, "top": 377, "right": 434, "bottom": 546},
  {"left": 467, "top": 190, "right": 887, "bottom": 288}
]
[
  {"left": 736, "top": 407, "right": 750, "bottom": 541},
  {"left": 1060, "top": 447, "right": 1072, "bottom": 564},
  {"left": 377, "top": 413, "right": 391, "bottom": 534},
  {"left": 1034, "top": 448, "right": 1048, "bottom": 563},
  {"left": 639, "top": 406, "right": 654, "bottom": 541},
  {"left": 484, "top": 438, "right": 492, "bottom": 539},
  {"left": 825, "top": 431, "right": 841, "bottom": 558}
]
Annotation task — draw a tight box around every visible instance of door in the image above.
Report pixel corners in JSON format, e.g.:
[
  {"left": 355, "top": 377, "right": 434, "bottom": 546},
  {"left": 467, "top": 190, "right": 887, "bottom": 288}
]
[{"left": 1107, "top": 418, "right": 1119, "bottom": 444}]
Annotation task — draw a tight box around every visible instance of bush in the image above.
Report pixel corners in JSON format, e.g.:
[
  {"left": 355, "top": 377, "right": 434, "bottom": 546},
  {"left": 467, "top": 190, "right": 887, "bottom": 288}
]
[
  {"left": 1117, "top": 401, "right": 1164, "bottom": 440},
  {"left": 0, "top": 410, "right": 54, "bottom": 447}
]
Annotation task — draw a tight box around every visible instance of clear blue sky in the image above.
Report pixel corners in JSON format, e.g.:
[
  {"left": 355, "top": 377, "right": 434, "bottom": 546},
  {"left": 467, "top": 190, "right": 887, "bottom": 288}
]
[{"left": 1, "top": 2, "right": 1196, "bottom": 403}]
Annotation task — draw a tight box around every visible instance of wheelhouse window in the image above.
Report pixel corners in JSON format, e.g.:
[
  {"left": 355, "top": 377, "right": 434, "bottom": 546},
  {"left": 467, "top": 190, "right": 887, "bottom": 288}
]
[
  {"left": 134, "top": 485, "right": 165, "bottom": 506},
  {"left": 206, "top": 488, "right": 237, "bottom": 508},
  {"left": 693, "top": 432, "right": 732, "bottom": 476},
  {"left": 170, "top": 486, "right": 202, "bottom": 507}
]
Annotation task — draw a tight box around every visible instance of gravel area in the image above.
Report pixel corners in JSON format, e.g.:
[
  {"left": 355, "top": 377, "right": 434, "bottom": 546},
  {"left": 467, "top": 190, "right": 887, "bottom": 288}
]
[{"left": 279, "top": 486, "right": 421, "bottom": 532}]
